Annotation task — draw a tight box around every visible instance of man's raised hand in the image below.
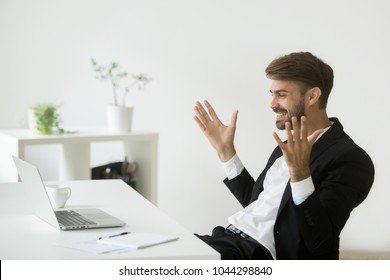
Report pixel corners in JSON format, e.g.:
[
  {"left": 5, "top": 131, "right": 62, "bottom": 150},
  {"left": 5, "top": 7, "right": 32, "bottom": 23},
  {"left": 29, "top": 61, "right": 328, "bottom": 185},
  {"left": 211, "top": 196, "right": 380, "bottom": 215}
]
[
  {"left": 193, "top": 100, "right": 238, "bottom": 162},
  {"left": 273, "top": 116, "right": 323, "bottom": 182}
]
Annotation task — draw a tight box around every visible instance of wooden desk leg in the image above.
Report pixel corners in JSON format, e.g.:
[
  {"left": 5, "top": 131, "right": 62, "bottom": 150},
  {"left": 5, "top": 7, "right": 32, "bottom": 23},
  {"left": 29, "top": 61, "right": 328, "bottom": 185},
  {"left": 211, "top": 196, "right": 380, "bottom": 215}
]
[{"left": 59, "top": 143, "right": 90, "bottom": 180}]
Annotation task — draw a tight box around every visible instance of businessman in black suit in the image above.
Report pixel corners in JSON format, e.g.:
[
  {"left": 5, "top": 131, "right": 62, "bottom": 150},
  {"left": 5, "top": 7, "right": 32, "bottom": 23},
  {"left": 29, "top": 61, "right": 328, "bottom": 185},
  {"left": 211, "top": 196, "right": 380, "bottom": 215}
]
[{"left": 193, "top": 52, "right": 375, "bottom": 260}]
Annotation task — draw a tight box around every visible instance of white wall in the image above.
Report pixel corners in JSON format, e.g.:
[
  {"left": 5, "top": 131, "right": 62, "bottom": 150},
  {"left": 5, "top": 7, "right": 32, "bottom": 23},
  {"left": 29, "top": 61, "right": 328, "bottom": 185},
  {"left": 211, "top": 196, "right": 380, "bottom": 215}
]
[{"left": 1, "top": 0, "right": 389, "bottom": 252}]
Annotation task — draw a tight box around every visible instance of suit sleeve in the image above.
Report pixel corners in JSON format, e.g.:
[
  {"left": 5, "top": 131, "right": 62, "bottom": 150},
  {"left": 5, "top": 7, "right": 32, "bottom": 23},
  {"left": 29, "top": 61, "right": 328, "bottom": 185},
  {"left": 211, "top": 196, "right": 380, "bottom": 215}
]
[
  {"left": 223, "top": 168, "right": 257, "bottom": 207},
  {"left": 294, "top": 146, "right": 375, "bottom": 255}
]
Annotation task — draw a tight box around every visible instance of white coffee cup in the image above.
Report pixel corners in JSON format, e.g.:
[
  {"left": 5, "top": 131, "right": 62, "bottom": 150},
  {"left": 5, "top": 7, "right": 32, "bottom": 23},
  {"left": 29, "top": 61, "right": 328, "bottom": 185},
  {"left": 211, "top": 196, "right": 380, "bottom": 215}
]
[{"left": 45, "top": 184, "right": 72, "bottom": 209}]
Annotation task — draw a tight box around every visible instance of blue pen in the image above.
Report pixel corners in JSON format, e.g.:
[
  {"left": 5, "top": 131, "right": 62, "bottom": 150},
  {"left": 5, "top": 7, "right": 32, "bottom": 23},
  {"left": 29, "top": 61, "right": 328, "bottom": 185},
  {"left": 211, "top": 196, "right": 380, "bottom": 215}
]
[{"left": 98, "top": 231, "right": 131, "bottom": 240}]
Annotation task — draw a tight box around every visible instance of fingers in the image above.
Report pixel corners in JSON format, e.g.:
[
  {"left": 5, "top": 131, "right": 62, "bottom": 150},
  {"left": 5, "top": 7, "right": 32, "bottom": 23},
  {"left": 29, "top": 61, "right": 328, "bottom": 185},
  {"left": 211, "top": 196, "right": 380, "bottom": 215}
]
[
  {"left": 194, "top": 101, "right": 211, "bottom": 125},
  {"left": 308, "top": 128, "right": 324, "bottom": 144},
  {"left": 230, "top": 110, "right": 239, "bottom": 129},
  {"left": 194, "top": 100, "right": 238, "bottom": 133},
  {"left": 300, "top": 116, "right": 307, "bottom": 140},
  {"left": 193, "top": 115, "right": 206, "bottom": 131},
  {"left": 285, "top": 119, "right": 294, "bottom": 144},
  {"left": 194, "top": 100, "right": 223, "bottom": 124},
  {"left": 273, "top": 132, "right": 285, "bottom": 148},
  {"left": 204, "top": 100, "right": 221, "bottom": 123},
  {"left": 287, "top": 116, "right": 310, "bottom": 142},
  {"left": 296, "top": 116, "right": 323, "bottom": 144},
  {"left": 292, "top": 116, "right": 302, "bottom": 142},
  {"left": 275, "top": 116, "right": 324, "bottom": 146}
]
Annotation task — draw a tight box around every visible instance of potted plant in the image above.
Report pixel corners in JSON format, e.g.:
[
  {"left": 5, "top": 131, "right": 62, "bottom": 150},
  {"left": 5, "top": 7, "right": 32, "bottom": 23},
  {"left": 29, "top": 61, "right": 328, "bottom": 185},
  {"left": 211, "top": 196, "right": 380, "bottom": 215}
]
[
  {"left": 91, "top": 58, "right": 152, "bottom": 132},
  {"left": 28, "top": 103, "right": 66, "bottom": 135}
]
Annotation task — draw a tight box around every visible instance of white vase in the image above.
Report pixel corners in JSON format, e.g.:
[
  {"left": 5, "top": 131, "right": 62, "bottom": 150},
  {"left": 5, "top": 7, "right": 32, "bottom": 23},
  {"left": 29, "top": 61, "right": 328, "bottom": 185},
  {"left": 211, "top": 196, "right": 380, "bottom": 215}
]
[
  {"left": 106, "top": 105, "right": 134, "bottom": 133},
  {"left": 27, "top": 108, "right": 38, "bottom": 133}
]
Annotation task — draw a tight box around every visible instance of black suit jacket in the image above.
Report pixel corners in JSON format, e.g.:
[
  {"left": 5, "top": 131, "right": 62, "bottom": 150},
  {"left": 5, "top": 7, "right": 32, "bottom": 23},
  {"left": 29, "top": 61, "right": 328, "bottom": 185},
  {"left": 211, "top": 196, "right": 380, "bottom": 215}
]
[{"left": 224, "top": 118, "right": 375, "bottom": 259}]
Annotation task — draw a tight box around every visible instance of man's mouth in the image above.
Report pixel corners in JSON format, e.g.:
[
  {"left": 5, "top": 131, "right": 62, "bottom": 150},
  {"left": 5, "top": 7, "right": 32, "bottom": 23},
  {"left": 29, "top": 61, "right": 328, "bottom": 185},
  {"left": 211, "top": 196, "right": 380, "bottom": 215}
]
[{"left": 274, "top": 110, "right": 288, "bottom": 121}]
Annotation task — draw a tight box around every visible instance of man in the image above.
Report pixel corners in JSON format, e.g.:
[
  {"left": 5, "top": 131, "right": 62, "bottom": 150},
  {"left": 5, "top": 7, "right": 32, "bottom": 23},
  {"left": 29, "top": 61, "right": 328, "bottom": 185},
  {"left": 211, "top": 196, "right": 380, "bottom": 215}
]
[{"left": 193, "top": 52, "right": 375, "bottom": 260}]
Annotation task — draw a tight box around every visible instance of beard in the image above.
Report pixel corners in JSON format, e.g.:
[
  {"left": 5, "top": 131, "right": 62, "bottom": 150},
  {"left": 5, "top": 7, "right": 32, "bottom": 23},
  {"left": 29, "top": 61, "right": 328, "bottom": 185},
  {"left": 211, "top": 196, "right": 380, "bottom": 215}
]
[{"left": 275, "top": 97, "right": 306, "bottom": 130}]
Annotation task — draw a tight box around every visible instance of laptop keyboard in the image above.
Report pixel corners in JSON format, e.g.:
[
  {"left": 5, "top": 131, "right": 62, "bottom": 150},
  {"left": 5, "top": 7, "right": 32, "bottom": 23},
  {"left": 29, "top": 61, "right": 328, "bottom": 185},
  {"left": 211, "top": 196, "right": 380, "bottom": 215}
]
[{"left": 55, "top": 210, "right": 96, "bottom": 227}]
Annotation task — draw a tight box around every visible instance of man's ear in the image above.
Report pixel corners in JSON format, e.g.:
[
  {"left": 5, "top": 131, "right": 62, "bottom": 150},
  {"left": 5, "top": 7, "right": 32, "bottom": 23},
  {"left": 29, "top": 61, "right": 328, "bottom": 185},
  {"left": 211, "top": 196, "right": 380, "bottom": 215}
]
[{"left": 307, "top": 87, "right": 322, "bottom": 107}]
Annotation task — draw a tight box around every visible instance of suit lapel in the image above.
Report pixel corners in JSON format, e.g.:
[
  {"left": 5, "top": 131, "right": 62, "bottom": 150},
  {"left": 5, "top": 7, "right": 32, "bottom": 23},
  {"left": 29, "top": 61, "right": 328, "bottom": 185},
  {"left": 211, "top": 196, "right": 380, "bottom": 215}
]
[
  {"left": 309, "top": 118, "right": 343, "bottom": 164},
  {"left": 277, "top": 180, "right": 292, "bottom": 217}
]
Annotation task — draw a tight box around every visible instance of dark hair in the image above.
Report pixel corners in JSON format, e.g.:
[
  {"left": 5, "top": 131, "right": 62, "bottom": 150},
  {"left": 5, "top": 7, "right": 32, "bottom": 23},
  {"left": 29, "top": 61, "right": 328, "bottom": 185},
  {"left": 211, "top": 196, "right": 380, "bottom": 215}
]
[{"left": 265, "top": 52, "right": 334, "bottom": 109}]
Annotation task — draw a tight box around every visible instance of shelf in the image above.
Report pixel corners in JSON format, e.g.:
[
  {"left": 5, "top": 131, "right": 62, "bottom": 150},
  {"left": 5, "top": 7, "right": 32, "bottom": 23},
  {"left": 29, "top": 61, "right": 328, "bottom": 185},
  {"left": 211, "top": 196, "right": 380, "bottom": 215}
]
[{"left": 0, "top": 128, "right": 158, "bottom": 204}]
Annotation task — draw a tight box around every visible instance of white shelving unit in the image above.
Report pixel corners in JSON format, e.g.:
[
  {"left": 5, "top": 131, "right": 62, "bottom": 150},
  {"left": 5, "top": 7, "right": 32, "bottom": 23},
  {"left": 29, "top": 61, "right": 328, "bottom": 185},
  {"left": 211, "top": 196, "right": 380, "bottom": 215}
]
[{"left": 0, "top": 128, "right": 158, "bottom": 204}]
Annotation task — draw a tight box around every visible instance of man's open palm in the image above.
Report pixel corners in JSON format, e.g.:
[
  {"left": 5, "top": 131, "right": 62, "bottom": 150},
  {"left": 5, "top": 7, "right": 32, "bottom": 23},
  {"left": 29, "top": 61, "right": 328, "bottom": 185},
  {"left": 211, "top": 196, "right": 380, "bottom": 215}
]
[{"left": 194, "top": 100, "right": 238, "bottom": 162}]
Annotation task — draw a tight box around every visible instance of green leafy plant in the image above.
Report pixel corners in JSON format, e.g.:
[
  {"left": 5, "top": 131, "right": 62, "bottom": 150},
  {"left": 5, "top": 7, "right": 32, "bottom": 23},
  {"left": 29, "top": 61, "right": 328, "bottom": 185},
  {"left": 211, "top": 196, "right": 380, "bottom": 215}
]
[
  {"left": 31, "top": 103, "right": 65, "bottom": 135},
  {"left": 91, "top": 58, "right": 152, "bottom": 107}
]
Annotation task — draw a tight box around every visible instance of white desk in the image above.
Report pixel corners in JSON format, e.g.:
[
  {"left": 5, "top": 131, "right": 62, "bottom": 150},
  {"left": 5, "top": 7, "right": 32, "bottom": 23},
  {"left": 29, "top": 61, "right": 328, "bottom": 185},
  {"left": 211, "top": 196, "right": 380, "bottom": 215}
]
[
  {"left": 0, "top": 128, "right": 158, "bottom": 203},
  {"left": 0, "top": 179, "right": 219, "bottom": 260}
]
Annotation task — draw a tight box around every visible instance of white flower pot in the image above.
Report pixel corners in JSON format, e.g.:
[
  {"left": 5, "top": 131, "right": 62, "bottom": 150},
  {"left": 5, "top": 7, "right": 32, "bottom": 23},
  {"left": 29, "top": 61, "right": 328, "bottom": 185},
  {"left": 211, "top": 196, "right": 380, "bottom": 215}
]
[
  {"left": 27, "top": 108, "right": 38, "bottom": 133},
  {"left": 106, "top": 105, "right": 134, "bottom": 133}
]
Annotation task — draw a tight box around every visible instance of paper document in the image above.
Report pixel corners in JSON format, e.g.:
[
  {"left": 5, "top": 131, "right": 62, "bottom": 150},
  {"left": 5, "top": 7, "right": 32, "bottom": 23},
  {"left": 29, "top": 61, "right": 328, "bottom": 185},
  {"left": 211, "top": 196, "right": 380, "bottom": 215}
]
[
  {"left": 97, "top": 232, "right": 179, "bottom": 249},
  {"left": 57, "top": 236, "right": 134, "bottom": 254},
  {"left": 56, "top": 231, "right": 179, "bottom": 254}
]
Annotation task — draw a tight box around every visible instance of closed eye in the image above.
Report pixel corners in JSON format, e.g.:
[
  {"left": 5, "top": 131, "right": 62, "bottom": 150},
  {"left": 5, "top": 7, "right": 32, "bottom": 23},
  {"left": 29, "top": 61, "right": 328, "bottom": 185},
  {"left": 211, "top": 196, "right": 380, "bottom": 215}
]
[{"left": 270, "top": 90, "right": 288, "bottom": 98}]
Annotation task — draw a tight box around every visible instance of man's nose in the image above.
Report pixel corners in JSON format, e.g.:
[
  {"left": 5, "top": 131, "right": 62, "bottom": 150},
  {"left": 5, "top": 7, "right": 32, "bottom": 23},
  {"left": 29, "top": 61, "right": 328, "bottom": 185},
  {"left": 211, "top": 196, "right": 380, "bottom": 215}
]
[{"left": 270, "top": 96, "right": 278, "bottom": 110}]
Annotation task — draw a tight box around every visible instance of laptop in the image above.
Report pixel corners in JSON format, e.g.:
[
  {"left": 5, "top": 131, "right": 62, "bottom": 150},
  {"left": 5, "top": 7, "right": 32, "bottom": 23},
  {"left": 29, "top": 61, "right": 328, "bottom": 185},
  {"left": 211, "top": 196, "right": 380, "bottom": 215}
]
[{"left": 13, "top": 156, "right": 126, "bottom": 230}]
